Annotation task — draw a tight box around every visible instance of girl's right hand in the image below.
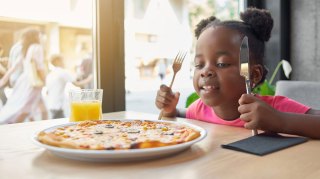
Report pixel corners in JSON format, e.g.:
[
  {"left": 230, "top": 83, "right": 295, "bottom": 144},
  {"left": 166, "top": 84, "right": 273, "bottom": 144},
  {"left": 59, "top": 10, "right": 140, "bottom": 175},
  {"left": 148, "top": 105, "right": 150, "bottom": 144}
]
[{"left": 155, "top": 84, "right": 180, "bottom": 115}]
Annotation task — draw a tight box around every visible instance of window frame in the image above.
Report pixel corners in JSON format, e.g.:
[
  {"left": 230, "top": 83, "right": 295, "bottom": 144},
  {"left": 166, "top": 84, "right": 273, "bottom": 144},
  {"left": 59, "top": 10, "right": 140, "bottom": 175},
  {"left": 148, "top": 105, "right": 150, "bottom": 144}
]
[{"left": 94, "top": 0, "right": 125, "bottom": 113}]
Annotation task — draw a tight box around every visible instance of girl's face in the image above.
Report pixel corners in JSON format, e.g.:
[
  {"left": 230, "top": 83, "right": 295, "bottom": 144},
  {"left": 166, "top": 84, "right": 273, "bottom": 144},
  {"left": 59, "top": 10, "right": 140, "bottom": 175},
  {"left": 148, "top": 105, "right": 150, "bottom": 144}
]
[{"left": 193, "top": 26, "right": 246, "bottom": 107}]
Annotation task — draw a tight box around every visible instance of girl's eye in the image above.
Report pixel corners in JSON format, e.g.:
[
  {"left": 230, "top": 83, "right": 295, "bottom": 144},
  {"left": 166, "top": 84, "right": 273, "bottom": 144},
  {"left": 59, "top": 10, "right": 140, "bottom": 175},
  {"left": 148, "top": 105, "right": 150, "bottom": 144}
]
[
  {"left": 216, "top": 63, "right": 230, "bottom": 68},
  {"left": 194, "top": 63, "right": 204, "bottom": 69}
]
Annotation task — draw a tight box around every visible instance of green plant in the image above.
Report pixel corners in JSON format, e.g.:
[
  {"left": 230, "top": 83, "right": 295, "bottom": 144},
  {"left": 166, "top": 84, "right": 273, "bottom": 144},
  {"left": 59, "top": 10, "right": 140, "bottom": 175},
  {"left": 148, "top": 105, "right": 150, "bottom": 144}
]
[
  {"left": 186, "top": 92, "right": 199, "bottom": 107},
  {"left": 253, "top": 59, "right": 292, "bottom": 95}
]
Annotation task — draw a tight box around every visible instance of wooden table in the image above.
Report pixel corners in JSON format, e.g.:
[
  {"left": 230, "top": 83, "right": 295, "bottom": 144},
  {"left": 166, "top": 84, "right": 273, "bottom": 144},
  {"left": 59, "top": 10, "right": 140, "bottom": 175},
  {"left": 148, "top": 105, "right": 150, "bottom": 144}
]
[{"left": 1, "top": 111, "right": 320, "bottom": 179}]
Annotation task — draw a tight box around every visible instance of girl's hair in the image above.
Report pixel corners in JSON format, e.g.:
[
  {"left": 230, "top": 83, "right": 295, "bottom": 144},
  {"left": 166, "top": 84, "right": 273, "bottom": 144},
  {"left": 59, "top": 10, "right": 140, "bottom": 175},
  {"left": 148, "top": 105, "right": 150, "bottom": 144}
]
[
  {"left": 21, "top": 28, "right": 40, "bottom": 57},
  {"left": 194, "top": 7, "right": 274, "bottom": 85}
]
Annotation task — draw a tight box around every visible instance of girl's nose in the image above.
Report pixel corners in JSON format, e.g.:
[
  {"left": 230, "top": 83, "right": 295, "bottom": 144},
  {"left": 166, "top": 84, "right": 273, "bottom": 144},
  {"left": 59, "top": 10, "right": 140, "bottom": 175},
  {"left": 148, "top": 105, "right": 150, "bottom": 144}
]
[{"left": 201, "top": 68, "right": 215, "bottom": 78}]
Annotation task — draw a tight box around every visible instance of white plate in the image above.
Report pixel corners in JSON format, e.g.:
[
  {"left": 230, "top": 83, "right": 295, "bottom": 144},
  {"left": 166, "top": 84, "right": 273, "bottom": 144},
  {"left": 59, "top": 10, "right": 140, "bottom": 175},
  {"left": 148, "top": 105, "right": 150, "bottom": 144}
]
[{"left": 32, "top": 119, "right": 207, "bottom": 162}]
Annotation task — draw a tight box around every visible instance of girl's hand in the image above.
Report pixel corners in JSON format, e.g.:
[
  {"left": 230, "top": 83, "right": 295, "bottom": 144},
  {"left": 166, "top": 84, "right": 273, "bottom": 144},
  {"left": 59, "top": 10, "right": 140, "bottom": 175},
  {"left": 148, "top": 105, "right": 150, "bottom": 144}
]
[
  {"left": 238, "top": 94, "right": 284, "bottom": 132},
  {"left": 155, "top": 84, "right": 180, "bottom": 115}
]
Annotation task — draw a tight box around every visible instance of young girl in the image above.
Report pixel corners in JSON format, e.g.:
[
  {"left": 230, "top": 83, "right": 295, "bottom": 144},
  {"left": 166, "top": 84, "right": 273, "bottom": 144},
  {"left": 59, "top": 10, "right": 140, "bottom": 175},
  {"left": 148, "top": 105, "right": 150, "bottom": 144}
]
[{"left": 155, "top": 8, "right": 320, "bottom": 139}]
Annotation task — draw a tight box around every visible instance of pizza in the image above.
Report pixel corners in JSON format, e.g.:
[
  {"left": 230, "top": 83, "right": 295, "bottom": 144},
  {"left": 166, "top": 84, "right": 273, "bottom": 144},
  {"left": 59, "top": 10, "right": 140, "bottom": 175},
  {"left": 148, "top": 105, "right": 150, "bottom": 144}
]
[{"left": 37, "top": 120, "right": 201, "bottom": 150}]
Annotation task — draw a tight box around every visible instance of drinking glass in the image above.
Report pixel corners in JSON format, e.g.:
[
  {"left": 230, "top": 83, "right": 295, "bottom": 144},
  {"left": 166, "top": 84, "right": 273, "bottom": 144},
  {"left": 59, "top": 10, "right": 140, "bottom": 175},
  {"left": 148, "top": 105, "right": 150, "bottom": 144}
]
[{"left": 69, "top": 89, "right": 103, "bottom": 122}]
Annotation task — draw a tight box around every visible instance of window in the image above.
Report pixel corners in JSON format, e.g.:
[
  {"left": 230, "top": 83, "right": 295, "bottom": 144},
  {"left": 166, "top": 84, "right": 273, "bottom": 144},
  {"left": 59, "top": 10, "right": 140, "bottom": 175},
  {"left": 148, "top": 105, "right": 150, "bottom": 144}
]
[
  {"left": 125, "top": 0, "right": 240, "bottom": 114},
  {"left": 0, "top": 0, "right": 95, "bottom": 122},
  {"left": 0, "top": 0, "right": 241, "bottom": 123}
]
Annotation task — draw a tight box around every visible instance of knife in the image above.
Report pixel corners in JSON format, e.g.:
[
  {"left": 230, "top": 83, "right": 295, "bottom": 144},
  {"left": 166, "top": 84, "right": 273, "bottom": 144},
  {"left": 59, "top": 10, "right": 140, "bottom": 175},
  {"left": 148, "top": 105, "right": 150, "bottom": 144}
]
[{"left": 240, "top": 36, "right": 258, "bottom": 136}]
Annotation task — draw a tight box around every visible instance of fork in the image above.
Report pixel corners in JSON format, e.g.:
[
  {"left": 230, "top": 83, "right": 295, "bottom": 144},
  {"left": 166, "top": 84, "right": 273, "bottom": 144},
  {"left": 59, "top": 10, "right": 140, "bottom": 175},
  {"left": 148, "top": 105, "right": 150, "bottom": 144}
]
[{"left": 158, "top": 51, "right": 187, "bottom": 120}]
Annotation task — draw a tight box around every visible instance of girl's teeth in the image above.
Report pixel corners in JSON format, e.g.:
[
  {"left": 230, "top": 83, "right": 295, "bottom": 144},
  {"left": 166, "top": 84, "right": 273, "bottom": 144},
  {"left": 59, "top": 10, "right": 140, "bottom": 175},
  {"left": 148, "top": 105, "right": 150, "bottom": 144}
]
[{"left": 203, "top": 86, "right": 213, "bottom": 90}]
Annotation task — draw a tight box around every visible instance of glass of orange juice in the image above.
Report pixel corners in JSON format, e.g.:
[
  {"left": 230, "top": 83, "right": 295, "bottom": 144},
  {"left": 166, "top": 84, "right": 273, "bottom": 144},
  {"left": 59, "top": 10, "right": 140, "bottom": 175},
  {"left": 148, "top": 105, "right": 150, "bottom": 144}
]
[{"left": 69, "top": 89, "right": 103, "bottom": 122}]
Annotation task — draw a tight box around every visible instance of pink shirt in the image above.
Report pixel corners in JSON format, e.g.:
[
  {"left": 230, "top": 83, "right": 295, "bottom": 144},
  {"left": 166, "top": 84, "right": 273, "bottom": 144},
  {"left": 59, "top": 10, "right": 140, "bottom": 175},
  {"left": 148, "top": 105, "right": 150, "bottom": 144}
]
[{"left": 186, "top": 95, "right": 311, "bottom": 127}]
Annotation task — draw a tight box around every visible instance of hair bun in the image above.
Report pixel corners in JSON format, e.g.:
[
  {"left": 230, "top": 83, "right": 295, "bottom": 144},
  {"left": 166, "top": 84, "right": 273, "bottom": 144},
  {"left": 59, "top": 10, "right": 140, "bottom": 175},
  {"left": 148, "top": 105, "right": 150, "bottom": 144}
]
[
  {"left": 240, "top": 7, "right": 274, "bottom": 41},
  {"left": 195, "top": 16, "right": 219, "bottom": 38}
]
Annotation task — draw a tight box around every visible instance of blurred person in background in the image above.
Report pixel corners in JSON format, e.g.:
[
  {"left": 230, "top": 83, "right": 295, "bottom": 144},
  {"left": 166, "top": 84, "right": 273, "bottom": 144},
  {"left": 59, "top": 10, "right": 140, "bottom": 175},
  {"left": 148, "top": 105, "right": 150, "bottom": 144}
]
[
  {"left": 46, "top": 54, "right": 93, "bottom": 119},
  {"left": 8, "top": 35, "right": 23, "bottom": 88},
  {"left": 0, "top": 28, "right": 48, "bottom": 124},
  {"left": 0, "top": 44, "right": 8, "bottom": 107},
  {"left": 76, "top": 54, "right": 93, "bottom": 89}
]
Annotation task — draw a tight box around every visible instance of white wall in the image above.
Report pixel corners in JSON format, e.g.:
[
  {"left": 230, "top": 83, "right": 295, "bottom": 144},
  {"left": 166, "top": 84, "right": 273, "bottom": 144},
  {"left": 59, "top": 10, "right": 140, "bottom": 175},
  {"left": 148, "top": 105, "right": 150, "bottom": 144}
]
[{"left": 291, "top": 0, "right": 320, "bottom": 81}]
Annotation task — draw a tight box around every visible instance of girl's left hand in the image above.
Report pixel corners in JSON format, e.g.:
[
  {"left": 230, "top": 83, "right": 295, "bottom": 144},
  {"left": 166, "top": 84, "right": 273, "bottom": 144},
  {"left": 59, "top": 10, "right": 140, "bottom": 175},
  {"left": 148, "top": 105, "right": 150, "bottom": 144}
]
[{"left": 238, "top": 94, "right": 284, "bottom": 132}]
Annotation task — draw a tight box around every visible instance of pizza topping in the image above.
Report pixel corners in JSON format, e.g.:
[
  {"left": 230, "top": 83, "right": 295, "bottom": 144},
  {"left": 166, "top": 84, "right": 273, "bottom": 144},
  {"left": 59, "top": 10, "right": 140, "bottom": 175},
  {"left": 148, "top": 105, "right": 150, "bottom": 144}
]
[
  {"left": 162, "top": 131, "right": 174, "bottom": 135},
  {"left": 127, "top": 128, "right": 140, "bottom": 133},
  {"left": 94, "top": 131, "right": 103, "bottom": 134},
  {"left": 128, "top": 137, "right": 138, "bottom": 141},
  {"left": 142, "top": 125, "right": 148, "bottom": 130},
  {"left": 105, "top": 124, "right": 114, "bottom": 128}
]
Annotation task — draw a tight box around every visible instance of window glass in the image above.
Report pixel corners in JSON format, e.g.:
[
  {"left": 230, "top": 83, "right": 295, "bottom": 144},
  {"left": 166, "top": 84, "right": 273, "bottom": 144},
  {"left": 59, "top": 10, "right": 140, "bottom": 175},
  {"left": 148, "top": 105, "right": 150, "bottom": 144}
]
[
  {"left": 125, "top": 0, "right": 239, "bottom": 113},
  {"left": 0, "top": 0, "right": 94, "bottom": 122}
]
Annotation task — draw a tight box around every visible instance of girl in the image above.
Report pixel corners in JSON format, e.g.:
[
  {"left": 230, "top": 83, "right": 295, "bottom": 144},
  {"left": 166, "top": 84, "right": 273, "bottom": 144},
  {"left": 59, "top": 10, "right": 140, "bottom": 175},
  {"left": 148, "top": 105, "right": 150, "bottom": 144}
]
[{"left": 155, "top": 8, "right": 320, "bottom": 139}]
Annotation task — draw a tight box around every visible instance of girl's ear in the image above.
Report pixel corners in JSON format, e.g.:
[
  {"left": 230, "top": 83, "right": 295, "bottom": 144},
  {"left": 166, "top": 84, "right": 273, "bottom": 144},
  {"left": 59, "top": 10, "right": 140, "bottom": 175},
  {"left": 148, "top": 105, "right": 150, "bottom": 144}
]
[{"left": 251, "top": 64, "right": 263, "bottom": 87}]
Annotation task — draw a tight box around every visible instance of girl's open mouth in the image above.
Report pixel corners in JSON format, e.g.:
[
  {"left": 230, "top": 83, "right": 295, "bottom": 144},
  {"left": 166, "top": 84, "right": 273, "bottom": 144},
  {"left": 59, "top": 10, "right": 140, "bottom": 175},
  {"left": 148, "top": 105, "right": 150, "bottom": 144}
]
[{"left": 200, "top": 85, "right": 219, "bottom": 93}]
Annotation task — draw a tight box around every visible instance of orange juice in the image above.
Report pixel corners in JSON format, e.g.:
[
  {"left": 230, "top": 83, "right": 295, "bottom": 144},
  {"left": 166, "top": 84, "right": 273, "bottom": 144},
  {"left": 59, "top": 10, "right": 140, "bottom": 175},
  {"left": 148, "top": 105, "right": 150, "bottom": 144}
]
[{"left": 70, "top": 100, "right": 102, "bottom": 122}]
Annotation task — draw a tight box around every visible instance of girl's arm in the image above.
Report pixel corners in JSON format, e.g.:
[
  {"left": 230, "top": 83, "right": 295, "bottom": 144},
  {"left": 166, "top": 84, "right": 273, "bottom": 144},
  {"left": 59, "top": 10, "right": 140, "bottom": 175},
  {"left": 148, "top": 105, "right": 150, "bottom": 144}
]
[
  {"left": 238, "top": 94, "right": 320, "bottom": 139},
  {"left": 279, "top": 109, "right": 320, "bottom": 139}
]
